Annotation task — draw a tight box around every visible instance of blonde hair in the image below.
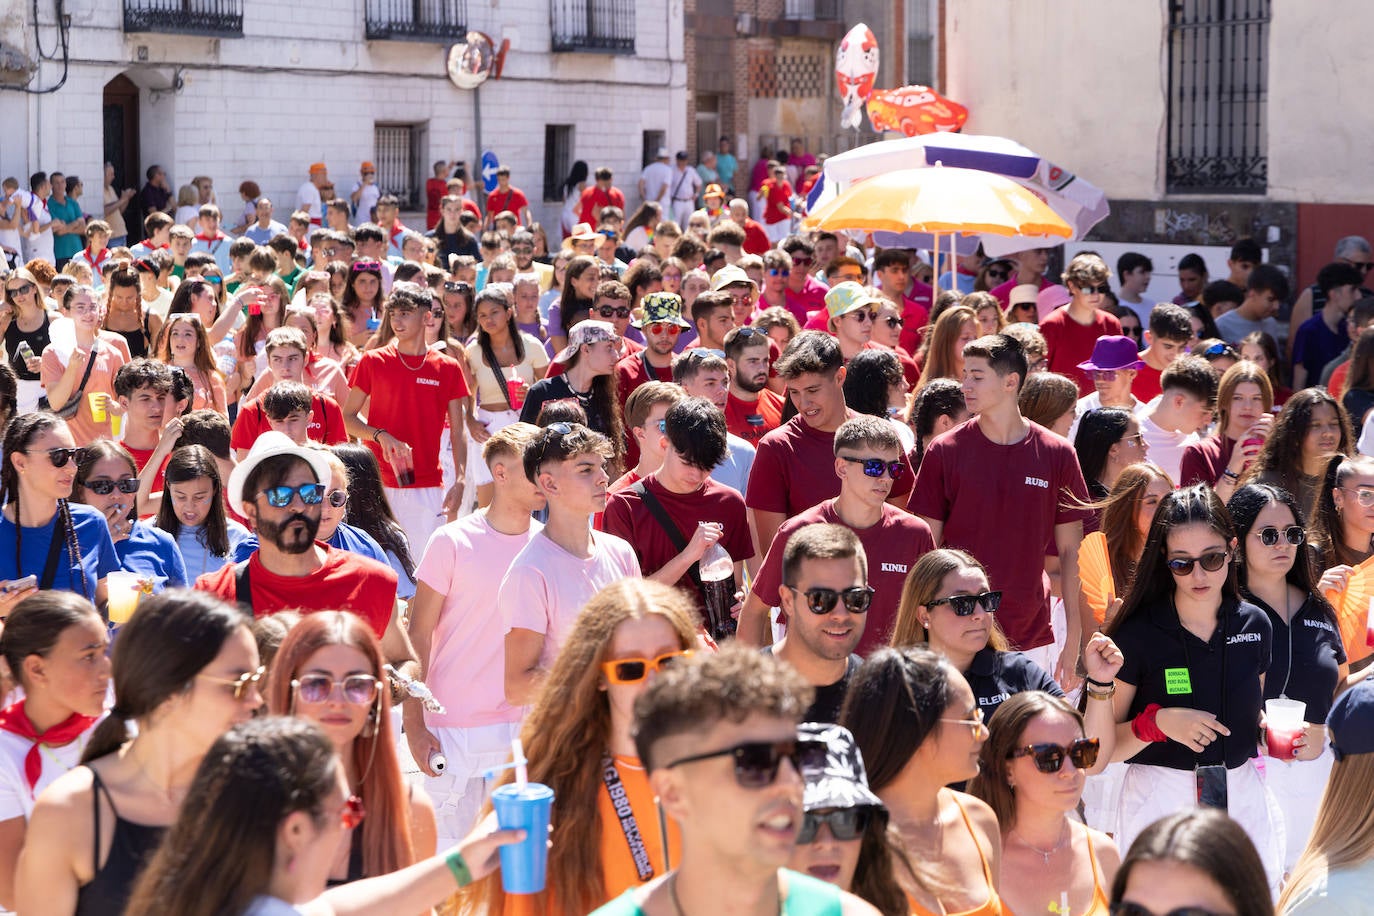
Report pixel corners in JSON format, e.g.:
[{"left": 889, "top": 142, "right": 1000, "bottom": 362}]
[
  {"left": 890, "top": 548, "right": 1010, "bottom": 652},
  {"left": 1279, "top": 752, "right": 1374, "bottom": 912}
]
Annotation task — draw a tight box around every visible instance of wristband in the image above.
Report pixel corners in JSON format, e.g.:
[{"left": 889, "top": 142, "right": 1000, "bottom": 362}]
[
  {"left": 1221, "top": 469, "right": 1240, "bottom": 481},
  {"left": 445, "top": 848, "right": 473, "bottom": 887},
  {"left": 1085, "top": 676, "right": 1114, "bottom": 688},
  {"left": 1131, "top": 703, "right": 1168, "bottom": 743},
  {"left": 372, "top": 427, "right": 386, "bottom": 443}
]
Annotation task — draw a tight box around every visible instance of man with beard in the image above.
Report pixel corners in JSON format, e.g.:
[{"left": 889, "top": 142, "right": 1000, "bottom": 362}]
[
  {"left": 723, "top": 325, "right": 785, "bottom": 446},
  {"left": 195, "top": 431, "right": 419, "bottom": 678}
]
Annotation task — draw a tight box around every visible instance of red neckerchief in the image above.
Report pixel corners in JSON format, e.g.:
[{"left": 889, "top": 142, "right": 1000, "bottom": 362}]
[
  {"left": 0, "top": 699, "right": 99, "bottom": 796},
  {"left": 388, "top": 222, "right": 405, "bottom": 247},
  {"left": 86, "top": 247, "right": 110, "bottom": 271}
]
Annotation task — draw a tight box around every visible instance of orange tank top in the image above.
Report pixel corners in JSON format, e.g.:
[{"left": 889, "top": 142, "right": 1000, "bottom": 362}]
[
  {"left": 997, "top": 823, "right": 1111, "bottom": 916},
  {"left": 908, "top": 796, "right": 1004, "bottom": 916}
]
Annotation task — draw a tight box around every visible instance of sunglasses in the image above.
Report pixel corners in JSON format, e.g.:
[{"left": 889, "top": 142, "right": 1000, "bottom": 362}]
[
  {"left": 197, "top": 665, "right": 267, "bottom": 701},
  {"left": 596, "top": 304, "right": 632, "bottom": 319},
  {"left": 665, "top": 738, "right": 828, "bottom": 789},
  {"left": 259, "top": 483, "right": 325, "bottom": 508},
  {"left": 351, "top": 260, "right": 382, "bottom": 272},
  {"left": 83, "top": 477, "right": 141, "bottom": 496},
  {"left": 1202, "top": 342, "right": 1237, "bottom": 359},
  {"left": 726, "top": 290, "right": 755, "bottom": 303},
  {"left": 511, "top": 245, "right": 534, "bottom": 253},
  {"left": 846, "top": 309, "right": 875, "bottom": 323},
  {"left": 444, "top": 281, "right": 473, "bottom": 293},
  {"left": 788, "top": 585, "right": 875, "bottom": 615},
  {"left": 1109, "top": 905, "right": 1230, "bottom": 916},
  {"left": 292, "top": 673, "right": 381, "bottom": 705},
  {"left": 1350, "top": 261, "right": 1374, "bottom": 271},
  {"left": 646, "top": 322, "right": 682, "bottom": 336},
  {"left": 796, "top": 806, "right": 878, "bottom": 844},
  {"left": 325, "top": 489, "right": 349, "bottom": 508},
  {"left": 340, "top": 794, "right": 366, "bottom": 831},
  {"left": 1338, "top": 486, "right": 1374, "bottom": 508},
  {"left": 1008, "top": 737, "right": 1101, "bottom": 774},
  {"left": 790, "top": 257, "right": 813, "bottom": 268},
  {"left": 6, "top": 283, "right": 35, "bottom": 296},
  {"left": 841, "top": 456, "right": 905, "bottom": 480},
  {"left": 429, "top": 306, "right": 446, "bottom": 319},
  {"left": 766, "top": 268, "right": 787, "bottom": 277},
  {"left": 940, "top": 707, "right": 988, "bottom": 739},
  {"left": 600, "top": 649, "right": 692, "bottom": 685},
  {"left": 1166, "top": 551, "right": 1229, "bottom": 576},
  {"left": 1077, "top": 283, "right": 1111, "bottom": 295},
  {"left": 880, "top": 315, "right": 902, "bottom": 329},
  {"left": 1254, "top": 524, "right": 1304, "bottom": 547},
  {"left": 927, "top": 591, "right": 1003, "bottom": 616},
  {"left": 729, "top": 326, "right": 766, "bottom": 342},
  {"left": 985, "top": 269, "right": 1009, "bottom": 280},
  {"left": 26, "top": 447, "right": 89, "bottom": 468},
  {"left": 1091, "top": 369, "right": 1124, "bottom": 381}
]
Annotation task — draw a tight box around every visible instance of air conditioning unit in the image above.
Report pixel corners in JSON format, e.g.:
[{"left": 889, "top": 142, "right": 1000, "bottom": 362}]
[{"left": 0, "top": 42, "right": 36, "bottom": 87}]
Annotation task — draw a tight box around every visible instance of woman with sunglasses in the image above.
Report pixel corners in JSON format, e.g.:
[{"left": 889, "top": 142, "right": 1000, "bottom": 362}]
[
  {"left": 267, "top": 611, "right": 434, "bottom": 887},
  {"left": 342, "top": 260, "right": 386, "bottom": 348},
  {"left": 1240, "top": 387, "right": 1351, "bottom": 524},
  {"left": 15, "top": 589, "right": 260, "bottom": 915},
  {"left": 840, "top": 645, "right": 1000, "bottom": 916},
  {"left": 547, "top": 255, "right": 601, "bottom": 354},
  {"left": 914, "top": 304, "right": 977, "bottom": 393},
  {"left": 155, "top": 445, "right": 250, "bottom": 578},
  {"left": 463, "top": 578, "right": 698, "bottom": 916},
  {"left": 1113, "top": 810, "right": 1273, "bottom": 916},
  {"left": 787, "top": 722, "right": 922, "bottom": 916},
  {"left": 2, "top": 267, "right": 55, "bottom": 413},
  {"left": 1102, "top": 484, "right": 1283, "bottom": 885},
  {"left": 1178, "top": 361, "right": 1273, "bottom": 498},
  {"left": 1075, "top": 407, "right": 1151, "bottom": 506},
  {"left": 968, "top": 691, "right": 1119, "bottom": 916},
  {"left": 72, "top": 441, "right": 187, "bottom": 592},
  {"left": 0, "top": 413, "right": 118, "bottom": 609},
  {"left": 1228, "top": 483, "right": 1351, "bottom": 872},
  {"left": 1310, "top": 456, "right": 1374, "bottom": 668}
]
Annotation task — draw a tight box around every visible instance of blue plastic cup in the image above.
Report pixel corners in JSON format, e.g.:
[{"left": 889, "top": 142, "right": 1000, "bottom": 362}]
[{"left": 491, "top": 782, "right": 554, "bottom": 894}]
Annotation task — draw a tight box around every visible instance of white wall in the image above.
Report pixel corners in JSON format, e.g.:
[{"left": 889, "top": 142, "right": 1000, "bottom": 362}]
[{"left": 0, "top": 0, "right": 686, "bottom": 229}]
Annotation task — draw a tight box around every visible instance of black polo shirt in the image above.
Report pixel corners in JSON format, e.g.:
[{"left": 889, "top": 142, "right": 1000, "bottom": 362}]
[
  {"left": 964, "top": 647, "right": 1063, "bottom": 721},
  {"left": 1114, "top": 596, "right": 1271, "bottom": 770},
  {"left": 1247, "top": 591, "right": 1346, "bottom": 722},
  {"left": 760, "top": 649, "right": 860, "bottom": 725}
]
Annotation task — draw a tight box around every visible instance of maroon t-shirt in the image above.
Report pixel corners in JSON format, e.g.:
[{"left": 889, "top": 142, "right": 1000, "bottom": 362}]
[
  {"left": 602, "top": 475, "right": 754, "bottom": 609},
  {"left": 614, "top": 350, "right": 675, "bottom": 467},
  {"left": 751, "top": 500, "right": 935, "bottom": 656},
  {"left": 908, "top": 419, "right": 1091, "bottom": 651},
  {"left": 745, "top": 412, "right": 914, "bottom": 520},
  {"left": 1179, "top": 435, "right": 1236, "bottom": 488},
  {"left": 1038, "top": 306, "right": 1123, "bottom": 396}
]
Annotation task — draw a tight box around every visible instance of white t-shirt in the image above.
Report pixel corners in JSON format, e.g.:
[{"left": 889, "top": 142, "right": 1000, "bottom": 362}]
[
  {"left": 416, "top": 513, "right": 543, "bottom": 730},
  {"left": 1138, "top": 411, "right": 1198, "bottom": 484},
  {"left": 1214, "top": 309, "right": 1282, "bottom": 345},
  {"left": 174, "top": 204, "right": 200, "bottom": 228},
  {"left": 16, "top": 192, "right": 53, "bottom": 265},
  {"left": 1115, "top": 294, "right": 1156, "bottom": 325},
  {"left": 0, "top": 721, "right": 99, "bottom": 821},
  {"left": 639, "top": 161, "right": 673, "bottom": 207},
  {"left": 351, "top": 180, "right": 381, "bottom": 223},
  {"left": 1281, "top": 855, "right": 1374, "bottom": 915},
  {"left": 1068, "top": 392, "right": 1147, "bottom": 443},
  {"left": 500, "top": 529, "right": 641, "bottom": 673},
  {"left": 296, "top": 181, "right": 322, "bottom": 221},
  {"left": 0, "top": 192, "right": 21, "bottom": 257}
]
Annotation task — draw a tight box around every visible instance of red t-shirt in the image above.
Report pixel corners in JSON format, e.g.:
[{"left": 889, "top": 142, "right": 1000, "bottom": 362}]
[
  {"left": 230, "top": 393, "right": 348, "bottom": 452},
  {"left": 1132, "top": 360, "right": 1164, "bottom": 403},
  {"left": 195, "top": 544, "right": 397, "bottom": 638},
  {"left": 908, "top": 419, "right": 1091, "bottom": 651},
  {"left": 485, "top": 187, "right": 529, "bottom": 220},
  {"left": 760, "top": 180, "right": 793, "bottom": 225},
  {"left": 751, "top": 500, "right": 935, "bottom": 656},
  {"left": 725, "top": 388, "right": 785, "bottom": 445},
  {"left": 425, "top": 177, "right": 448, "bottom": 231},
  {"left": 603, "top": 476, "right": 754, "bottom": 608},
  {"left": 124, "top": 444, "right": 167, "bottom": 495},
  {"left": 742, "top": 219, "right": 771, "bottom": 256},
  {"left": 783, "top": 276, "right": 828, "bottom": 327},
  {"left": 746, "top": 412, "right": 914, "bottom": 520},
  {"left": 897, "top": 286, "right": 934, "bottom": 355},
  {"left": 1178, "top": 435, "right": 1236, "bottom": 488},
  {"left": 1038, "top": 307, "right": 1123, "bottom": 396},
  {"left": 348, "top": 345, "right": 469, "bottom": 488},
  {"left": 614, "top": 350, "right": 675, "bottom": 467},
  {"left": 579, "top": 186, "right": 626, "bottom": 226}
]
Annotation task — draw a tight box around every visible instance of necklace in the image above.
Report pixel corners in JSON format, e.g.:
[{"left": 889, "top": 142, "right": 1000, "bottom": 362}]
[
  {"left": 1011, "top": 819, "right": 1070, "bottom": 865},
  {"left": 669, "top": 873, "right": 782, "bottom": 916},
  {"left": 396, "top": 345, "right": 427, "bottom": 371}
]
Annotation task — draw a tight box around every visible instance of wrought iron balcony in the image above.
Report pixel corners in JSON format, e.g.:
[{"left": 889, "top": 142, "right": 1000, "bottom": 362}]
[
  {"left": 365, "top": 0, "right": 468, "bottom": 43},
  {"left": 122, "top": 0, "right": 243, "bottom": 38},
  {"left": 551, "top": 0, "right": 635, "bottom": 53},
  {"left": 783, "top": 0, "right": 841, "bottom": 21}
]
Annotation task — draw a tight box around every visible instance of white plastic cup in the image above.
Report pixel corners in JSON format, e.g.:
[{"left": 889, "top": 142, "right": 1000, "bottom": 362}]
[{"left": 1265, "top": 698, "right": 1306, "bottom": 759}]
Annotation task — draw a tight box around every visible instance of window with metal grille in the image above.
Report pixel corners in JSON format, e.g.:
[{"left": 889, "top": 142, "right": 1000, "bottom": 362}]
[
  {"left": 374, "top": 123, "right": 428, "bottom": 211},
  {"left": 642, "top": 130, "right": 666, "bottom": 169},
  {"left": 543, "top": 125, "right": 574, "bottom": 202},
  {"left": 123, "top": 0, "right": 242, "bottom": 37},
  {"left": 551, "top": 0, "right": 635, "bottom": 53},
  {"left": 1166, "top": 0, "right": 1270, "bottom": 194},
  {"left": 364, "top": 0, "right": 467, "bottom": 42},
  {"left": 906, "top": 0, "right": 937, "bottom": 86}
]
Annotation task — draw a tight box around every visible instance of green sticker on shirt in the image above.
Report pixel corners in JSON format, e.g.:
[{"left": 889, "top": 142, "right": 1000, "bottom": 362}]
[{"left": 1164, "top": 667, "right": 1193, "bottom": 695}]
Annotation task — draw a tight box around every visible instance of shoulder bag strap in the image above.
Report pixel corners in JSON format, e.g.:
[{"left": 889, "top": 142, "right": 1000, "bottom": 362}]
[
  {"left": 631, "top": 480, "right": 704, "bottom": 594},
  {"left": 37, "top": 519, "right": 67, "bottom": 590},
  {"left": 233, "top": 558, "right": 253, "bottom": 610},
  {"left": 55, "top": 342, "right": 99, "bottom": 418}
]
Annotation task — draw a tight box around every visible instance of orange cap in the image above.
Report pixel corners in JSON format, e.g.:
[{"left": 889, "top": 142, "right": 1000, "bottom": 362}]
[
  {"left": 361, "top": 161, "right": 376, "bottom": 172},
  {"left": 309, "top": 162, "right": 328, "bottom": 175}
]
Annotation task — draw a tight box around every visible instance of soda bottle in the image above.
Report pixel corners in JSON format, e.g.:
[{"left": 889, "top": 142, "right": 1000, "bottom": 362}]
[{"left": 699, "top": 538, "right": 737, "bottom": 641}]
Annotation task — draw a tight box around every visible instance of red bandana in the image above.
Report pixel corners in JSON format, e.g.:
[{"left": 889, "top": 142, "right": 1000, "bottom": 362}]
[{"left": 0, "top": 699, "right": 99, "bottom": 795}]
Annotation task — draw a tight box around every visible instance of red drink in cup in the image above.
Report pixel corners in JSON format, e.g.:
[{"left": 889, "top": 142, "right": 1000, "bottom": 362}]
[
  {"left": 507, "top": 370, "right": 527, "bottom": 410},
  {"left": 1264, "top": 698, "right": 1305, "bottom": 760}
]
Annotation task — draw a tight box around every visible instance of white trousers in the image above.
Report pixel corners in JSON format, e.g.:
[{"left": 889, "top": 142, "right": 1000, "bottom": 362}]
[{"left": 424, "top": 721, "right": 523, "bottom": 849}]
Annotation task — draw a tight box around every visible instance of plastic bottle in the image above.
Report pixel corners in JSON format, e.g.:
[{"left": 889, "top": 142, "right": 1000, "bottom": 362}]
[{"left": 699, "top": 539, "right": 737, "bottom": 641}]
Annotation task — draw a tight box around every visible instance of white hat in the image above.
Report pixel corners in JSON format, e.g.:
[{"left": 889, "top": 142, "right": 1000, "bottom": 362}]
[{"left": 227, "top": 431, "right": 334, "bottom": 517}]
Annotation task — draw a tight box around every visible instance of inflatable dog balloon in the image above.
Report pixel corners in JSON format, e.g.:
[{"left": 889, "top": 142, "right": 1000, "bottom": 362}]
[{"left": 835, "top": 23, "right": 879, "bottom": 130}]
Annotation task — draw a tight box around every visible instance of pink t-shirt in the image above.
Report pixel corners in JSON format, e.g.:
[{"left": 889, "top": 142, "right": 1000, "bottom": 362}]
[
  {"left": 500, "top": 530, "right": 642, "bottom": 672},
  {"left": 783, "top": 275, "right": 829, "bottom": 327},
  {"left": 908, "top": 418, "right": 1090, "bottom": 651},
  {"left": 416, "top": 513, "right": 544, "bottom": 729}
]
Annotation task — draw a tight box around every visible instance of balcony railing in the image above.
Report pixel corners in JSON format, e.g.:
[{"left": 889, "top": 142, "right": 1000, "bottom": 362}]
[
  {"left": 365, "top": 0, "right": 468, "bottom": 42},
  {"left": 551, "top": 0, "right": 635, "bottom": 53},
  {"left": 123, "top": 0, "right": 243, "bottom": 38},
  {"left": 784, "top": 0, "right": 841, "bottom": 21}
]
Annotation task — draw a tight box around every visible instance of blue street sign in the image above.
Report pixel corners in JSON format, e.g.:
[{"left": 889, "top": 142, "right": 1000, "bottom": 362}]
[{"left": 481, "top": 151, "right": 501, "bottom": 193}]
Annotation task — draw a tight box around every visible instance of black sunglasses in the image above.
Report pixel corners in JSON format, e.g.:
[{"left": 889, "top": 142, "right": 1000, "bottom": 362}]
[
  {"left": 664, "top": 738, "right": 828, "bottom": 789},
  {"left": 796, "top": 806, "right": 880, "bottom": 844},
  {"left": 841, "top": 456, "right": 905, "bottom": 480},
  {"left": 1078, "top": 283, "right": 1111, "bottom": 295},
  {"left": 1110, "top": 905, "right": 1230, "bottom": 916},
  {"left": 596, "top": 304, "right": 632, "bottom": 319},
  {"left": 1008, "top": 737, "right": 1100, "bottom": 774},
  {"left": 1256, "top": 525, "right": 1304, "bottom": 547},
  {"left": 444, "top": 281, "right": 473, "bottom": 293},
  {"left": 82, "top": 477, "right": 141, "bottom": 496},
  {"left": 1166, "top": 551, "right": 1229, "bottom": 576},
  {"left": 880, "top": 315, "right": 902, "bottom": 329},
  {"left": 26, "top": 447, "right": 89, "bottom": 468},
  {"left": 788, "top": 585, "right": 874, "bottom": 615},
  {"left": 927, "top": 591, "right": 1002, "bottom": 616}
]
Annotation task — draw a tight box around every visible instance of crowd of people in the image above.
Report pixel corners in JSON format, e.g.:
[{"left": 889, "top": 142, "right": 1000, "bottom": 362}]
[{"left": 0, "top": 144, "right": 1373, "bottom": 915}]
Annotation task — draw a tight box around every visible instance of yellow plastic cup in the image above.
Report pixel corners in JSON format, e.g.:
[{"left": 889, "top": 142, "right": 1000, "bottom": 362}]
[
  {"left": 109, "top": 414, "right": 124, "bottom": 437},
  {"left": 105, "top": 571, "right": 143, "bottom": 624},
  {"left": 87, "top": 392, "right": 107, "bottom": 422}
]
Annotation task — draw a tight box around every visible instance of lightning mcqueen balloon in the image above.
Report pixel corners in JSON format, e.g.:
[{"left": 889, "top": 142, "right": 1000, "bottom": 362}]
[
  {"left": 866, "top": 85, "right": 969, "bottom": 136},
  {"left": 835, "top": 24, "right": 879, "bottom": 130}
]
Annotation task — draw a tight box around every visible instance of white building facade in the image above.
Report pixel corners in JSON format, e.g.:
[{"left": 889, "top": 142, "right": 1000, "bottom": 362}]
[{"left": 0, "top": 0, "right": 687, "bottom": 232}]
